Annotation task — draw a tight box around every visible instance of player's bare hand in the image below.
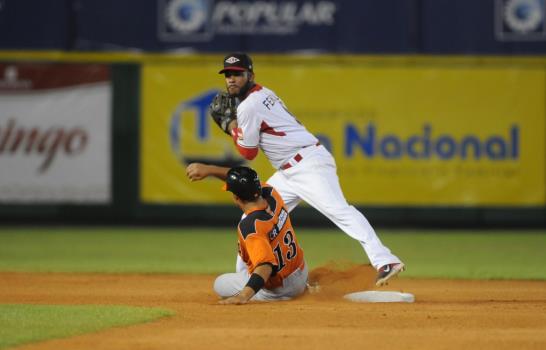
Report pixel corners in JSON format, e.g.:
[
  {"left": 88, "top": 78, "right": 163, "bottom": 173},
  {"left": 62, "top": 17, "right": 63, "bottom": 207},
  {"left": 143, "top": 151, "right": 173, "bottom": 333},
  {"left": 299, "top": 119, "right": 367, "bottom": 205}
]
[
  {"left": 218, "top": 295, "right": 249, "bottom": 305},
  {"left": 186, "top": 163, "right": 210, "bottom": 181}
]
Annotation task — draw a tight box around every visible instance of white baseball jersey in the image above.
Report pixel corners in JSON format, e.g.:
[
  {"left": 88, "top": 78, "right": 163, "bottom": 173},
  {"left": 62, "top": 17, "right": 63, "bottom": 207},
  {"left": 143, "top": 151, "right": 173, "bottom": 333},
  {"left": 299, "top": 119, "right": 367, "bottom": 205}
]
[
  {"left": 232, "top": 83, "right": 403, "bottom": 270},
  {"left": 235, "top": 85, "right": 319, "bottom": 169}
]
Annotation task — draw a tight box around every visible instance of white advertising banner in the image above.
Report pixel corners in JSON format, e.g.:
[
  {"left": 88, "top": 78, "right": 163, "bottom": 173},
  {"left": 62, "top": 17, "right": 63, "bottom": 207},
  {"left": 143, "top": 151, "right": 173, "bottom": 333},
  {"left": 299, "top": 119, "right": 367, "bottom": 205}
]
[{"left": 0, "top": 64, "right": 111, "bottom": 203}]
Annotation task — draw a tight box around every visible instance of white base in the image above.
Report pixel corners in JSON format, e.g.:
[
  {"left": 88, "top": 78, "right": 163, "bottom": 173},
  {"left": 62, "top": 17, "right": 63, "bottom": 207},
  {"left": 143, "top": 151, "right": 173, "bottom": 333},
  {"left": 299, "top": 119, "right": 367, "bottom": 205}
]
[{"left": 344, "top": 291, "right": 415, "bottom": 303}]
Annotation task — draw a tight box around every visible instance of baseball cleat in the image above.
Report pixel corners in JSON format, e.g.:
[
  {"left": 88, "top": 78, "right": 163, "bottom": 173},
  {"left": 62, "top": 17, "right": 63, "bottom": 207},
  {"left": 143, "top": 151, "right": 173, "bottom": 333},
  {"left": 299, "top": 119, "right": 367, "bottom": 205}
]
[{"left": 375, "top": 263, "right": 405, "bottom": 287}]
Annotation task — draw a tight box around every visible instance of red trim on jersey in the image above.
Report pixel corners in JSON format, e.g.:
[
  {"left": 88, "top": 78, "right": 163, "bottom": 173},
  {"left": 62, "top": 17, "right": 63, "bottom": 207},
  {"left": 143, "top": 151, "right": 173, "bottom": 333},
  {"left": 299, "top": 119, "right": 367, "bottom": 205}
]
[
  {"left": 243, "top": 84, "right": 263, "bottom": 99},
  {"left": 260, "top": 121, "right": 286, "bottom": 136},
  {"left": 231, "top": 128, "right": 259, "bottom": 160},
  {"left": 237, "top": 144, "right": 259, "bottom": 160}
]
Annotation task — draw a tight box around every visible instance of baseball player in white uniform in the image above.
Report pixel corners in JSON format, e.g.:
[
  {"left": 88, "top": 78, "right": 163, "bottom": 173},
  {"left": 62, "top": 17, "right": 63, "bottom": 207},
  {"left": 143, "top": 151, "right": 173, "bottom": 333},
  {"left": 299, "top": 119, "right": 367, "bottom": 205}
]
[{"left": 211, "top": 53, "right": 405, "bottom": 286}]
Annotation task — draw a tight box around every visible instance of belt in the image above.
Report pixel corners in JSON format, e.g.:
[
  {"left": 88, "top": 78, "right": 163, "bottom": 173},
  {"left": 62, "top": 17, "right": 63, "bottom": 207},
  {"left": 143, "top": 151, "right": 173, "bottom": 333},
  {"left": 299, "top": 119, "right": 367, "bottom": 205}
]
[{"left": 280, "top": 142, "right": 321, "bottom": 170}]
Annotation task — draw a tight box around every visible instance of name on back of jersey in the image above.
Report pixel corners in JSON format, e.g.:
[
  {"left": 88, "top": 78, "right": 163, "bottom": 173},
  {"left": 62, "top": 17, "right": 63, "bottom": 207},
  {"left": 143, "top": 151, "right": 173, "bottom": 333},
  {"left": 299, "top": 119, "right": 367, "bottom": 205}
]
[
  {"left": 268, "top": 208, "right": 288, "bottom": 241},
  {"left": 262, "top": 94, "right": 280, "bottom": 110}
]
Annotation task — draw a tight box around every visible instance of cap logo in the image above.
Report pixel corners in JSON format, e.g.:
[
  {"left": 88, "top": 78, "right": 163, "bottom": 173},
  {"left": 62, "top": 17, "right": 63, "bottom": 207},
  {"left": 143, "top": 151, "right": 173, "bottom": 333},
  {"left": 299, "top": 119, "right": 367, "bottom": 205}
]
[{"left": 225, "top": 56, "right": 240, "bottom": 64}]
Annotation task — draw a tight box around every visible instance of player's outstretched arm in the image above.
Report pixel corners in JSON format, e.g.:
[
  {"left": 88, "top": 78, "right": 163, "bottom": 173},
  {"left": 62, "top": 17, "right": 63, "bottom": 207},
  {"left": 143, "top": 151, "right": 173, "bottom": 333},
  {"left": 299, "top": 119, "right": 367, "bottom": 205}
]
[
  {"left": 186, "top": 163, "right": 230, "bottom": 181},
  {"left": 219, "top": 263, "right": 273, "bottom": 305}
]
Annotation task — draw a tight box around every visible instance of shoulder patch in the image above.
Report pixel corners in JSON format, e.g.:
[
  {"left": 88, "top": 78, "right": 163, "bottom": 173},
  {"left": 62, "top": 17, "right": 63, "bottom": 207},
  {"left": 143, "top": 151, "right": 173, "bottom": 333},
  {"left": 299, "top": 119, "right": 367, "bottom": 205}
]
[{"left": 239, "top": 210, "right": 272, "bottom": 239}]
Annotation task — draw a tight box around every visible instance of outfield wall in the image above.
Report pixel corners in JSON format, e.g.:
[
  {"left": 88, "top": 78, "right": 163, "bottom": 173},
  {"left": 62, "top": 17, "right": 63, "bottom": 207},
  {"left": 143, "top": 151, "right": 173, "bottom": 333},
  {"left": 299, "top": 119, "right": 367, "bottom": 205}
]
[{"left": 0, "top": 53, "right": 545, "bottom": 227}]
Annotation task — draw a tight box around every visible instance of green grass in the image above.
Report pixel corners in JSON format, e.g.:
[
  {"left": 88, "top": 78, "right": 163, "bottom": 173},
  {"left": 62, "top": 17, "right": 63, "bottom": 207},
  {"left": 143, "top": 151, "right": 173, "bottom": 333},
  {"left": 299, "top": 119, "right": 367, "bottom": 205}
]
[
  {"left": 0, "top": 304, "right": 173, "bottom": 349},
  {"left": 0, "top": 227, "right": 545, "bottom": 279},
  {"left": 301, "top": 229, "right": 546, "bottom": 280},
  {"left": 0, "top": 228, "right": 234, "bottom": 274}
]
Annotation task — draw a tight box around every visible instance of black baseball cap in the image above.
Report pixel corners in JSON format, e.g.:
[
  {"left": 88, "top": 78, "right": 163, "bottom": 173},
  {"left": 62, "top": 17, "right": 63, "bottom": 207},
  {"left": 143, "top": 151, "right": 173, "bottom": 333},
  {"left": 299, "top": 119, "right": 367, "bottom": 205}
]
[
  {"left": 219, "top": 53, "right": 253, "bottom": 74},
  {"left": 222, "top": 166, "right": 261, "bottom": 201}
]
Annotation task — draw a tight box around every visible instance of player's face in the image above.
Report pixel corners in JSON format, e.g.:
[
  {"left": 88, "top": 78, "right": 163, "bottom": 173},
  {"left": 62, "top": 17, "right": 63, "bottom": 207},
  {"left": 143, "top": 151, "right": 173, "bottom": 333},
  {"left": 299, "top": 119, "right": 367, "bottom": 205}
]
[{"left": 224, "top": 70, "right": 252, "bottom": 96}]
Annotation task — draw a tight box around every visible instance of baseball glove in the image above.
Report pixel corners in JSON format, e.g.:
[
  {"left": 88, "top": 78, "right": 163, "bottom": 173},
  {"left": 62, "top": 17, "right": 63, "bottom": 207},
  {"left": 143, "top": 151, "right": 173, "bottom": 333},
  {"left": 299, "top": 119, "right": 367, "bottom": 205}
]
[{"left": 209, "top": 92, "right": 238, "bottom": 135}]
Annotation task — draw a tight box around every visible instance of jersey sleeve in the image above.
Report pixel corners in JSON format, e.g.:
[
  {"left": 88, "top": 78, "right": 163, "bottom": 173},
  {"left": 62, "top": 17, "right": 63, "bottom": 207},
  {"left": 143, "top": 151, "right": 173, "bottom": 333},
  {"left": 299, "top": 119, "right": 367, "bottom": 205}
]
[{"left": 236, "top": 102, "right": 261, "bottom": 149}]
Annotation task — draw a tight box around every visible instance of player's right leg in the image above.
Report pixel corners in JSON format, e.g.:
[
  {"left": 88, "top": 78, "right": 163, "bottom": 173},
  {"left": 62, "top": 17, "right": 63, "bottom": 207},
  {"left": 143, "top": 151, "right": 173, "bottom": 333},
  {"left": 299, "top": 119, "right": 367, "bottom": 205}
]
[{"left": 284, "top": 147, "right": 404, "bottom": 274}]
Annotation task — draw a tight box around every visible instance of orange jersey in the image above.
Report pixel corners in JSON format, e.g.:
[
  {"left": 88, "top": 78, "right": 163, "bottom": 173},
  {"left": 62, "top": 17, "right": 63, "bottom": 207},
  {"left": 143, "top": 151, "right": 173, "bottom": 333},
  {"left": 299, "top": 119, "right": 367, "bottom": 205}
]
[{"left": 237, "top": 185, "right": 304, "bottom": 289}]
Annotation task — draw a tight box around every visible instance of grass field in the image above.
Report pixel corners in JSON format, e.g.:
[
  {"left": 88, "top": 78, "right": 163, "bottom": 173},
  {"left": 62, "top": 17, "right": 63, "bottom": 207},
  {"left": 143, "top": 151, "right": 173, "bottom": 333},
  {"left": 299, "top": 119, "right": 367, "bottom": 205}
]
[
  {"left": 0, "top": 227, "right": 545, "bottom": 279},
  {"left": 0, "top": 304, "right": 173, "bottom": 349}
]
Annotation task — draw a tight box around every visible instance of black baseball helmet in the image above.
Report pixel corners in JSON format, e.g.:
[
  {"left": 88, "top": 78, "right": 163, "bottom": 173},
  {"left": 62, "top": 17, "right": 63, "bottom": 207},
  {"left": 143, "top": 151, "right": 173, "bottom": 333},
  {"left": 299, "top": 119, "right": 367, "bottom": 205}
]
[
  {"left": 219, "top": 53, "right": 254, "bottom": 74},
  {"left": 223, "top": 166, "right": 261, "bottom": 201}
]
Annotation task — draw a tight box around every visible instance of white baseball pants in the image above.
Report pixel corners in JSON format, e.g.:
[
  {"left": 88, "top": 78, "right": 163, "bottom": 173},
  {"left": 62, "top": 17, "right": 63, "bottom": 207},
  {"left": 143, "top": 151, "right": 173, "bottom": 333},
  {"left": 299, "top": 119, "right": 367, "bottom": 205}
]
[
  {"left": 266, "top": 145, "right": 402, "bottom": 270},
  {"left": 215, "top": 262, "right": 308, "bottom": 301}
]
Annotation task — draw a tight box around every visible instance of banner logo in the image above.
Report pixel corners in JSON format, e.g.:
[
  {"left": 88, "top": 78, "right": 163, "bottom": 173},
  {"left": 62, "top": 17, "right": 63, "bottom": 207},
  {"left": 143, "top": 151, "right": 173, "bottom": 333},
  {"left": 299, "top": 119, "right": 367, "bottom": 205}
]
[
  {"left": 159, "top": 0, "right": 337, "bottom": 42},
  {"left": 169, "top": 90, "right": 246, "bottom": 167},
  {"left": 496, "top": 0, "right": 546, "bottom": 41},
  {"left": 163, "top": 0, "right": 212, "bottom": 40},
  {"left": 0, "top": 118, "right": 88, "bottom": 173},
  {"left": 345, "top": 123, "right": 519, "bottom": 161}
]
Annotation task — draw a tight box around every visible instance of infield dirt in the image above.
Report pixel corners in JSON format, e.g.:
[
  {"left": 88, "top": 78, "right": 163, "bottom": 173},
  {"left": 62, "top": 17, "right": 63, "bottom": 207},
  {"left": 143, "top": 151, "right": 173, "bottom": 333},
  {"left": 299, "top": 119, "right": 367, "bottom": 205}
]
[{"left": 1, "top": 264, "right": 546, "bottom": 350}]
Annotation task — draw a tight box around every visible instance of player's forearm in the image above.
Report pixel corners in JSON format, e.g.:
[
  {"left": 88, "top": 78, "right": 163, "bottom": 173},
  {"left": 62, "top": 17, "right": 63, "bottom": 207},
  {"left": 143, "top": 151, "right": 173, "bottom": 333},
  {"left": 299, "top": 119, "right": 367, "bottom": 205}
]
[
  {"left": 241, "top": 263, "right": 272, "bottom": 300},
  {"left": 204, "top": 165, "right": 230, "bottom": 180},
  {"left": 252, "top": 263, "right": 273, "bottom": 282},
  {"left": 218, "top": 263, "right": 272, "bottom": 305},
  {"left": 186, "top": 163, "right": 229, "bottom": 181}
]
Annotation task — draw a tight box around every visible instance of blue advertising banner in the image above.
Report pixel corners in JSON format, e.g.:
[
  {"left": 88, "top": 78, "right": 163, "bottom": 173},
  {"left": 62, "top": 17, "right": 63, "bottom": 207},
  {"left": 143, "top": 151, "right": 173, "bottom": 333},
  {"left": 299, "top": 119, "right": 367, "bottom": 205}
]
[
  {"left": 0, "top": 0, "right": 545, "bottom": 53},
  {"left": 73, "top": 0, "right": 414, "bottom": 53}
]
